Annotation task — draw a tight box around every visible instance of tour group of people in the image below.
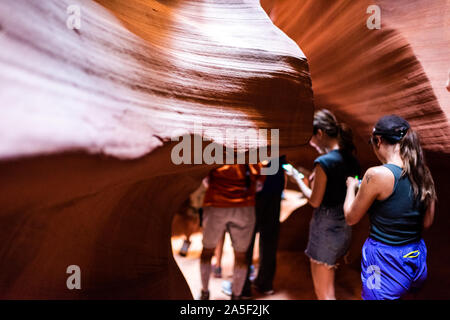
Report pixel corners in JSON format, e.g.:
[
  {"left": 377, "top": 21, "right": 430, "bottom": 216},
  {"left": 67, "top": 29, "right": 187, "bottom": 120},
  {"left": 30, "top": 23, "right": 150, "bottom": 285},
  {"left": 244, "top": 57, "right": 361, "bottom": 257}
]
[{"left": 191, "top": 109, "right": 436, "bottom": 300}]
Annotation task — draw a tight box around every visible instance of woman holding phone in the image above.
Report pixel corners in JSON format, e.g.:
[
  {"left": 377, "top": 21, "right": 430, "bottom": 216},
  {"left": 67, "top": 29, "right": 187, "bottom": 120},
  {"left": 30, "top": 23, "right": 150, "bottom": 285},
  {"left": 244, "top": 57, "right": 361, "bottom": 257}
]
[
  {"left": 343, "top": 115, "right": 436, "bottom": 300},
  {"left": 285, "top": 109, "right": 360, "bottom": 300}
]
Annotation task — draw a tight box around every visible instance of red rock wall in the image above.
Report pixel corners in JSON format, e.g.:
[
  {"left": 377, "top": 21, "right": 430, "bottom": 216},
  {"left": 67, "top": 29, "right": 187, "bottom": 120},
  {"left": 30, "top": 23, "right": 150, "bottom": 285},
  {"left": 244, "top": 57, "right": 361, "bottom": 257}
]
[
  {"left": 264, "top": 0, "right": 450, "bottom": 299},
  {"left": 0, "top": 0, "right": 313, "bottom": 298},
  {"left": 0, "top": 0, "right": 448, "bottom": 299},
  {"left": 263, "top": 0, "right": 450, "bottom": 158}
]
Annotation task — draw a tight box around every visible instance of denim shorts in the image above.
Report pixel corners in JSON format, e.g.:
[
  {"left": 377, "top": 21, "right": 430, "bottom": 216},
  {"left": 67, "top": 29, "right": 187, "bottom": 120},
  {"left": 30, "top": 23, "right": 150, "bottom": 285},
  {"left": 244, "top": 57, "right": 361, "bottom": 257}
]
[
  {"left": 361, "top": 237, "right": 427, "bottom": 300},
  {"left": 305, "top": 205, "right": 352, "bottom": 268}
]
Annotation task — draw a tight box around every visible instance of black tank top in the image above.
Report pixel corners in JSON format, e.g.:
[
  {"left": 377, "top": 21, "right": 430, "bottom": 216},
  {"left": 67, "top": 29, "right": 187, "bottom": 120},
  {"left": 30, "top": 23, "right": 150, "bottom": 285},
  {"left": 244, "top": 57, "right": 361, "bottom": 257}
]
[
  {"left": 314, "top": 150, "right": 361, "bottom": 207},
  {"left": 368, "top": 164, "right": 425, "bottom": 245}
]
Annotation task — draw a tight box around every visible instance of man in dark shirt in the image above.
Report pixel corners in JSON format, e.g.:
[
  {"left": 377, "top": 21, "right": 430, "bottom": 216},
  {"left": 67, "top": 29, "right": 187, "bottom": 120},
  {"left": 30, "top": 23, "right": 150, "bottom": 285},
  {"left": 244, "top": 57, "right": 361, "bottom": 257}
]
[{"left": 243, "top": 155, "right": 287, "bottom": 296}]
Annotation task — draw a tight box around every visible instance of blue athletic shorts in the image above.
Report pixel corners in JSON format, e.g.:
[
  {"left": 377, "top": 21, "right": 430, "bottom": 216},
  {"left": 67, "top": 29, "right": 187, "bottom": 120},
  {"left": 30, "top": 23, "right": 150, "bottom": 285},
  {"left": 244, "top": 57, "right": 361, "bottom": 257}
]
[{"left": 361, "top": 237, "right": 427, "bottom": 300}]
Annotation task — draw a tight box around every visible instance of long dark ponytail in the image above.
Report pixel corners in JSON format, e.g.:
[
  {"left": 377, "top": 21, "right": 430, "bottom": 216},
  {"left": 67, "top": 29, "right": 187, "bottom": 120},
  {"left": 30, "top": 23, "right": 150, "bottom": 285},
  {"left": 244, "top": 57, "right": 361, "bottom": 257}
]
[
  {"left": 398, "top": 129, "right": 436, "bottom": 209},
  {"left": 313, "top": 109, "right": 356, "bottom": 153}
]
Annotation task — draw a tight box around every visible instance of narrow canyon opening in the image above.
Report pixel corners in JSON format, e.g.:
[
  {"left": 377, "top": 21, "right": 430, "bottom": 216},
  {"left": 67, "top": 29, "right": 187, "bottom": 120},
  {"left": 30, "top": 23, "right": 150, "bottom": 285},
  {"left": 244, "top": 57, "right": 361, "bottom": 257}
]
[{"left": 0, "top": 0, "right": 448, "bottom": 300}]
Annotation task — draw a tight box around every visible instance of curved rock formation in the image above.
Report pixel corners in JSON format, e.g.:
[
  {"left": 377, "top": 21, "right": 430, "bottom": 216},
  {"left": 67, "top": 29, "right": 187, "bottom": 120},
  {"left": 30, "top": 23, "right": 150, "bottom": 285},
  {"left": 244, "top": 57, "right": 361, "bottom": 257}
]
[
  {"left": 1, "top": 0, "right": 449, "bottom": 299},
  {"left": 0, "top": 0, "right": 313, "bottom": 298},
  {"left": 263, "top": 0, "right": 450, "bottom": 299},
  {"left": 263, "top": 0, "right": 450, "bottom": 158}
]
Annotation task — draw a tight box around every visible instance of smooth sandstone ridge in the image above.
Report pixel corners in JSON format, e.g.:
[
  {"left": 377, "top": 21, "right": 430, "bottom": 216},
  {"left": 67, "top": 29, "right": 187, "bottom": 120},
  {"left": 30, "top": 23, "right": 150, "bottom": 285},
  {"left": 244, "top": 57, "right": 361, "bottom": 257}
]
[
  {"left": 263, "top": 0, "right": 450, "bottom": 155},
  {"left": 0, "top": 0, "right": 449, "bottom": 299},
  {"left": 262, "top": 0, "right": 450, "bottom": 299},
  {"left": 0, "top": 0, "right": 313, "bottom": 298}
]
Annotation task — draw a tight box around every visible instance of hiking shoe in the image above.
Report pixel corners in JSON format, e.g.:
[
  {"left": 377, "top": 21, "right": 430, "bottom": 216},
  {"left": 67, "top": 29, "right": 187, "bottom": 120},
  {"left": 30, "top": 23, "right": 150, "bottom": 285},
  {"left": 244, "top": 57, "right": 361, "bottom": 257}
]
[
  {"left": 249, "top": 264, "right": 256, "bottom": 282},
  {"left": 212, "top": 265, "right": 222, "bottom": 278},
  {"left": 222, "top": 280, "right": 253, "bottom": 299},
  {"left": 221, "top": 280, "right": 232, "bottom": 296},
  {"left": 252, "top": 283, "right": 275, "bottom": 295},
  {"left": 179, "top": 240, "right": 191, "bottom": 257},
  {"left": 240, "top": 289, "right": 253, "bottom": 300},
  {"left": 199, "top": 289, "right": 210, "bottom": 300}
]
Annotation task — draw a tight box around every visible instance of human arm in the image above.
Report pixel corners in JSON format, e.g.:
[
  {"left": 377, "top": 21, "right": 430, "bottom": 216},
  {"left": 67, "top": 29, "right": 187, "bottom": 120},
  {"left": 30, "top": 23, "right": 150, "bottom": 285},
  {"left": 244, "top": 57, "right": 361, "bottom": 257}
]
[
  {"left": 344, "top": 167, "right": 393, "bottom": 225},
  {"left": 250, "top": 163, "right": 266, "bottom": 192},
  {"left": 423, "top": 199, "right": 435, "bottom": 229},
  {"left": 286, "top": 164, "right": 327, "bottom": 208}
]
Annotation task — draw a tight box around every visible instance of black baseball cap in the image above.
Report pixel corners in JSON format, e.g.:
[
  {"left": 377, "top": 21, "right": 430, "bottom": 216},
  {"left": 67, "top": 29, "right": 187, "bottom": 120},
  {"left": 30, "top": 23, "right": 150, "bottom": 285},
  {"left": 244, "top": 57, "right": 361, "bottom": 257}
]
[{"left": 372, "top": 115, "right": 410, "bottom": 142}]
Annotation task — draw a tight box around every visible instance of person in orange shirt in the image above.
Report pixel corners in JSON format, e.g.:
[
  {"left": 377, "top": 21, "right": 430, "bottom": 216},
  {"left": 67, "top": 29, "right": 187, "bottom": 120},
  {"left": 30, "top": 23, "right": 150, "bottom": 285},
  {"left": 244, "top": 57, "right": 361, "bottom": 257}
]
[{"left": 199, "top": 164, "right": 262, "bottom": 300}]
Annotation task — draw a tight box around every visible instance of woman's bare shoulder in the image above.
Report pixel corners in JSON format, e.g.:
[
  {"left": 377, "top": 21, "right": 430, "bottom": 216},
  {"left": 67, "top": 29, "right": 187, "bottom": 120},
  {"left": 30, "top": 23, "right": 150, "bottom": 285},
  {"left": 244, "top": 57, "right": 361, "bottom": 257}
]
[{"left": 364, "top": 165, "right": 394, "bottom": 185}]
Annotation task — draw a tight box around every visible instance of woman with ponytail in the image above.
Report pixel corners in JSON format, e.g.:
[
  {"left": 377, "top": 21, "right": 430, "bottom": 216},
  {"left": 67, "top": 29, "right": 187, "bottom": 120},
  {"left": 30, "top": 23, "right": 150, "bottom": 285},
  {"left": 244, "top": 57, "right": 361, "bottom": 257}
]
[
  {"left": 285, "top": 109, "right": 360, "bottom": 299},
  {"left": 344, "top": 115, "right": 436, "bottom": 300}
]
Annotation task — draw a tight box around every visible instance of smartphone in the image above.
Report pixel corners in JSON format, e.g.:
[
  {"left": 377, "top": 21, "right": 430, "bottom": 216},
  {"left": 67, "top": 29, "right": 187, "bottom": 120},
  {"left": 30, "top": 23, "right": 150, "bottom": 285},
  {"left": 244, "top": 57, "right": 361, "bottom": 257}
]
[
  {"left": 282, "top": 163, "right": 293, "bottom": 172},
  {"left": 282, "top": 164, "right": 304, "bottom": 179}
]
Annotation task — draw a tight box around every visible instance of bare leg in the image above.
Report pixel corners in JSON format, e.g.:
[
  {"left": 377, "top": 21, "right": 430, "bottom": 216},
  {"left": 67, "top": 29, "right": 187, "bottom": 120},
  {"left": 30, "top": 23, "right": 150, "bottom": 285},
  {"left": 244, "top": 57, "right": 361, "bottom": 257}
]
[
  {"left": 200, "top": 248, "right": 215, "bottom": 291},
  {"left": 310, "top": 260, "right": 336, "bottom": 300},
  {"left": 214, "top": 231, "right": 226, "bottom": 268},
  {"left": 232, "top": 251, "right": 248, "bottom": 296}
]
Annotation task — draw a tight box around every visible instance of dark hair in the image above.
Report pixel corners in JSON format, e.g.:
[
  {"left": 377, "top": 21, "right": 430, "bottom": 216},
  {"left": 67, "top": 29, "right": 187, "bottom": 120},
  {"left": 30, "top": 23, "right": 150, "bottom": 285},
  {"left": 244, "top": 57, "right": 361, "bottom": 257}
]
[
  {"left": 313, "top": 109, "right": 355, "bottom": 153},
  {"left": 399, "top": 130, "right": 436, "bottom": 208},
  {"left": 376, "top": 129, "right": 437, "bottom": 209}
]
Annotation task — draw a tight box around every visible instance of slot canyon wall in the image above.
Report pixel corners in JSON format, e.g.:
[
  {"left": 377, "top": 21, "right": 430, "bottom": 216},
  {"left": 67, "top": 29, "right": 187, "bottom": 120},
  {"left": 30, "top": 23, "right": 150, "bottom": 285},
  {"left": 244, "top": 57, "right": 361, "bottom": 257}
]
[
  {"left": 0, "top": 0, "right": 449, "bottom": 299},
  {"left": 0, "top": 0, "right": 314, "bottom": 298},
  {"left": 263, "top": 0, "right": 450, "bottom": 299}
]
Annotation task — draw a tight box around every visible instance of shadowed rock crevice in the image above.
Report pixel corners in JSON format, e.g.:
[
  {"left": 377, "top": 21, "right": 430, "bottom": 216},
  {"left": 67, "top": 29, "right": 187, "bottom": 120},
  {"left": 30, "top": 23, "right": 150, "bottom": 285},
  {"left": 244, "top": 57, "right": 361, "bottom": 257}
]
[{"left": 0, "top": 0, "right": 449, "bottom": 299}]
